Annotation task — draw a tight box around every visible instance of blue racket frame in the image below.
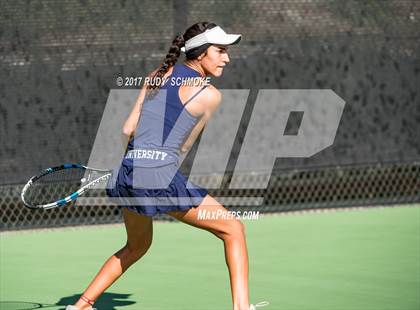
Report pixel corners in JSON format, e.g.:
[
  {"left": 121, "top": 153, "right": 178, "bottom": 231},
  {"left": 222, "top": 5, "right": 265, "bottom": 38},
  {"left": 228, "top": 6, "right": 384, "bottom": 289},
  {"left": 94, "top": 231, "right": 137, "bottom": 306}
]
[{"left": 21, "top": 163, "right": 112, "bottom": 209}]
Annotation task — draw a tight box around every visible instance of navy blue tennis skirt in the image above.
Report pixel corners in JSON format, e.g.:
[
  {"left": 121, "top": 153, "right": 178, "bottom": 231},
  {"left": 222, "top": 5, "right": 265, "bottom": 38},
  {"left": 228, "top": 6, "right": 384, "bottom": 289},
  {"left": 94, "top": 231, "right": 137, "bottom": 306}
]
[{"left": 106, "top": 162, "right": 208, "bottom": 217}]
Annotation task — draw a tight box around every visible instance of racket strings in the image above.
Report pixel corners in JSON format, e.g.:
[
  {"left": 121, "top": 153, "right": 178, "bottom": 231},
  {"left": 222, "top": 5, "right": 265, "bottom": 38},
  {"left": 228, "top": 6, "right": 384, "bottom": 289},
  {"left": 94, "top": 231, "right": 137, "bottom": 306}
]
[
  {"left": 24, "top": 168, "right": 87, "bottom": 205},
  {"left": 41, "top": 167, "right": 85, "bottom": 183}
]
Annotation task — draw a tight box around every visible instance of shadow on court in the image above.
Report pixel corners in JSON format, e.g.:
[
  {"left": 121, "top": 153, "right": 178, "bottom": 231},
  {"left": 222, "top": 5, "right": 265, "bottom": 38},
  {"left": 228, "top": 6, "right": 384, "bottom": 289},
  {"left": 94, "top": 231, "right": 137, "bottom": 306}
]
[{"left": 56, "top": 293, "right": 136, "bottom": 310}]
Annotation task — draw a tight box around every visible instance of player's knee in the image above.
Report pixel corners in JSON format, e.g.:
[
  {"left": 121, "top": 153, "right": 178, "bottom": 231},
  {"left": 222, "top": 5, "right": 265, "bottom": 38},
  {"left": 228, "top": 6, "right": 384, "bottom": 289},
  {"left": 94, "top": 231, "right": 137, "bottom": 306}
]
[
  {"left": 127, "top": 246, "right": 149, "bottom": 262},
  {"left": 222, "top": 220, "right": 246, "bottom": 241},
  {"left": 126, "top": 235, "right": 152, "bottom": 261}
]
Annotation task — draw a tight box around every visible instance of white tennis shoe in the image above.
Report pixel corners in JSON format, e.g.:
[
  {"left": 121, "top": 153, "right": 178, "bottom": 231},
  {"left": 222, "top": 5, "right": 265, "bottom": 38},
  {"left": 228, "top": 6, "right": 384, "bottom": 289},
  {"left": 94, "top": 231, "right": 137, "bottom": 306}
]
[{"left": 250, "top": 301, "right": 269, "bottom": 310}]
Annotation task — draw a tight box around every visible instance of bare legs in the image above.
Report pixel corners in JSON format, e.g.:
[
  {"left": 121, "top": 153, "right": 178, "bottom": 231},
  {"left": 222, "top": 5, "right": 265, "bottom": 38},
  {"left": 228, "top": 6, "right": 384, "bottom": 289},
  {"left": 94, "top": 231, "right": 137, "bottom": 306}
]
[
  {"left": 74, "top": 194, "right": 249, "bottom": 310},
  {"left": 168, "top": 195, "right": 250, "bottom": 310},
  {"left": 74, "top": 209, "right": 153, "bottom": 310}
]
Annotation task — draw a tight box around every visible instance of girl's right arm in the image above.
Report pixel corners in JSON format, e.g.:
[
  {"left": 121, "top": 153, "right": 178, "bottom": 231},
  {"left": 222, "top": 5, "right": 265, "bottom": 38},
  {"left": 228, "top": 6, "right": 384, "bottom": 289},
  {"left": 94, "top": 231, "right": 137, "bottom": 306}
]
[{"left": 122, "top": 81, "right": 148, "bottom": 138}]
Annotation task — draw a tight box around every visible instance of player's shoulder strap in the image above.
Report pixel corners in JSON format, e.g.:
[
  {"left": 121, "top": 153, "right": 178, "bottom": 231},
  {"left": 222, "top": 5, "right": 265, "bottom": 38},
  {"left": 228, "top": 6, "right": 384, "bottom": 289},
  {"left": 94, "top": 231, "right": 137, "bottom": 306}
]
[{"left": 184, "top": 85, "right": 209, "bottom": 107}]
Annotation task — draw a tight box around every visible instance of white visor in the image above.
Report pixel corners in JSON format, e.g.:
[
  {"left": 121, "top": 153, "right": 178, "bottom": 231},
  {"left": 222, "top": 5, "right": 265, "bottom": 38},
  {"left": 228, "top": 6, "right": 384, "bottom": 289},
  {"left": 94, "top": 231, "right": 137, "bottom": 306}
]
[{"left": 181, "top": 26, "right": 241, "bottom": 52}]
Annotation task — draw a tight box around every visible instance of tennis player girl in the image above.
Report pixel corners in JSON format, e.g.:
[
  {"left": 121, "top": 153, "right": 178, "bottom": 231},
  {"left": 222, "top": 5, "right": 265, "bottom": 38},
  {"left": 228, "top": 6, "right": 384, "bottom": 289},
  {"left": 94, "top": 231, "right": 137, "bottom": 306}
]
[{"left": 67, "top": 22, "right": 267, "bottom": 310}]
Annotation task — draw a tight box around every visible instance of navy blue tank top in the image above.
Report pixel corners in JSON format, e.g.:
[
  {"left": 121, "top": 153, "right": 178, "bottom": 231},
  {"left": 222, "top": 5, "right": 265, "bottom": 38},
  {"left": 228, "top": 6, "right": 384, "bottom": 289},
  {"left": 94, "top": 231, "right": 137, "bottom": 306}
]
[{"left": 124, "top": 64, "right": 207, "bottom": 168}]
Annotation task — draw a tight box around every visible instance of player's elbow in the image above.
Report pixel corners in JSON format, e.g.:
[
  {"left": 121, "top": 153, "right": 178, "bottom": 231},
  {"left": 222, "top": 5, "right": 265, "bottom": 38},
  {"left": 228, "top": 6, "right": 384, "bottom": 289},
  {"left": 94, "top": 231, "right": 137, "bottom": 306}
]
[
  {"left": 180, "top": 145, "right": 190, "bottom": 154},
  {"left": 122, "top": 126, "right": 134, "bottom": 138}
]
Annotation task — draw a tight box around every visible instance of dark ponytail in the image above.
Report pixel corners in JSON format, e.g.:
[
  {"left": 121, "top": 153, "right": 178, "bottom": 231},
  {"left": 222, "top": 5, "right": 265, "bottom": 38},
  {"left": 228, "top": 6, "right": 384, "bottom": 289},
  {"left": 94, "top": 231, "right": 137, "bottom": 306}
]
[
  {"left": 147, "top": 35, "right": 185, "bottom": 94},
  {"left": 147, "top": 22, "right": 217, "bottom": 96}
]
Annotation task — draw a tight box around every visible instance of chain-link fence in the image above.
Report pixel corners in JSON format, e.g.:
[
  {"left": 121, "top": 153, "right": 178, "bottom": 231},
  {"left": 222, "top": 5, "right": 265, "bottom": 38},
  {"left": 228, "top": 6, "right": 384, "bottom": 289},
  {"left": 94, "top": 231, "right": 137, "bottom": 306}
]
[{"left": 2, "top": 161, "right": 418, "bottom": 230}]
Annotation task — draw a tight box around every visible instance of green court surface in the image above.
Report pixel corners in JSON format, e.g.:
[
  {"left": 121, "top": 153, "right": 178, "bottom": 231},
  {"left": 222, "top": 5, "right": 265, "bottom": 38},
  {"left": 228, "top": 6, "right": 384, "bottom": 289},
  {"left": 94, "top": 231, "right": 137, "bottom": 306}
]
[{"left": 1, "top": 205, "right": 419, "bottom": 310}]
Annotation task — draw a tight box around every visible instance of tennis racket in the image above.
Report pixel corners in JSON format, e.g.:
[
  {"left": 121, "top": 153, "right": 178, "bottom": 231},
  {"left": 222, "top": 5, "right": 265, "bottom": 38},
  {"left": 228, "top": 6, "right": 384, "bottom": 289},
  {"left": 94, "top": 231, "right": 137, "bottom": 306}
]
[{"left": 21, "top": 163, "right": 112, "bottom": 210}]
